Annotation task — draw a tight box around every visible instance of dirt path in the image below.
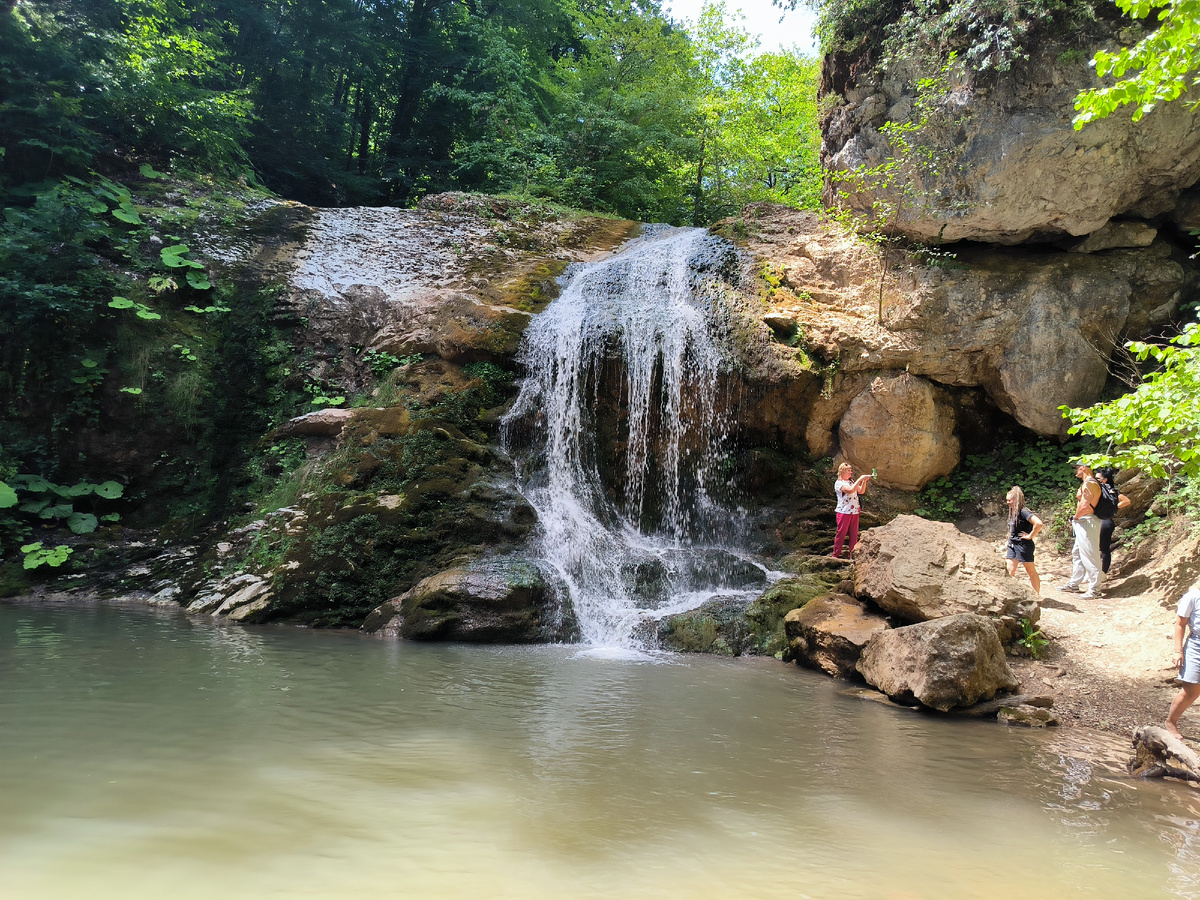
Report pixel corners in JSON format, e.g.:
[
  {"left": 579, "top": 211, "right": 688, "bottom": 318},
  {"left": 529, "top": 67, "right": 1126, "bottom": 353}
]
[{"left": 959, "top": 516, "right": 1194, "bottom": 743}]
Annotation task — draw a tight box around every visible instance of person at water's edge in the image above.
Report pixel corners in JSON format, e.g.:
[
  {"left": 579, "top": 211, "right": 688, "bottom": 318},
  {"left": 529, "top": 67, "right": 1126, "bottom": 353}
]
[
  {"left": 1058, "top": 464, "right": 1102, "bottom": 600},
  {"left": 1093, "top": 468, "right": 1131, "bottom": 574},
  {"left": 832, "top": 462, "right": 872, "bottom": 558},
  {"left": 1166, "top": 579, "right": 1200, "bottom": 739},
  {"left": 1004, "top": 485, "right": 1043, "bottom": 594}
]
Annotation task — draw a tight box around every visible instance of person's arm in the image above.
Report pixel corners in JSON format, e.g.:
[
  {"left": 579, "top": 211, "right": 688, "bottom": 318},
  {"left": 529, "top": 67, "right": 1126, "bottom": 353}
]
[
  {"left": 854, "top": 474, "right": 873, "bottom": 494},
  {"left": 1117, "top": 492, "right": 1131, "bottom": 510},
  {"left": 1020, "top": 514, "right": 1043, "bottom": 540},
  {"left": 1174, "top": 616, "right": 1188, "bottom": 670}
]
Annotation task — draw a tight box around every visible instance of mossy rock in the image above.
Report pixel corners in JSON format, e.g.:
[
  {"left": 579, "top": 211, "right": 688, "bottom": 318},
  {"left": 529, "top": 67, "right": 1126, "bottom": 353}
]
[
  {"left": 375, "top": 558, "right": 564, "bottom": 642},
  {"left": 744, "top": 573, "right": 844, "bottom": 655},
  {"left": 658, "top": 597, "right": 756, "bottom": 656}
]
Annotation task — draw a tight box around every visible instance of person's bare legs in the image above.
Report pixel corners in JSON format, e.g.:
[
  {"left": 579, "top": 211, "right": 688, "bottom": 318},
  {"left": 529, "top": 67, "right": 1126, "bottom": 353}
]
[
  {"left": 1165, "top": 682, "right": 1200, "bottom": 738},
  {"left": 1021, "top": 561, "right": 1040, "bottom": 594},
  {"left": 1006, "top": 559, "right": 1018, "bottom": 578}
]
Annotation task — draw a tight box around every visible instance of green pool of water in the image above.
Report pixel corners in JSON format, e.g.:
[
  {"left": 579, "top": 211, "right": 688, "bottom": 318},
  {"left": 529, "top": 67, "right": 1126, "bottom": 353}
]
[{"left": 2, "top": 601, "right": 1197, "bottom": 899}]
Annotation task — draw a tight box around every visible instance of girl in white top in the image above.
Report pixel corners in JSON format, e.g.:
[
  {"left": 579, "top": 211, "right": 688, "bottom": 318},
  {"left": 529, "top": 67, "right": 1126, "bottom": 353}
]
[{"left": 832, "top": 462, "right": 873, "bottom": 558}]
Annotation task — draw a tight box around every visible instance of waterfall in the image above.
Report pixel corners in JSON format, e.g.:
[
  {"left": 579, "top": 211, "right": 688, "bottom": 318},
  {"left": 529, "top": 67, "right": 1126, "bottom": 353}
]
[{"left": 501, "top": 227, "right": 769, "bottom": 651}]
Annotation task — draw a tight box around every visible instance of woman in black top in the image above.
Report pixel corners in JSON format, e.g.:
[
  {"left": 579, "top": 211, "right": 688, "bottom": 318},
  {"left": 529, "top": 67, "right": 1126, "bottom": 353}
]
[
  {"left": 1005, "top": 486, "right": 1044, "bottom": 594},
  {"left": 1093, "top": 468, "right": 1131, "bottom": 574}
]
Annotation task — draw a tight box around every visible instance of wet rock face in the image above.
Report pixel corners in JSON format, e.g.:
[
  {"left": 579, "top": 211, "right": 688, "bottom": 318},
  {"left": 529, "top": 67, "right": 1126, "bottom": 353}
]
[
  {"left": 856, "top": 614, "right": 1020, "bottom": 712},
  {"left": 362, "top": 558, "right": 569, "bottom": 642},
  {"left": 822, "top": 39, "right": 1200, "bottom": 244},
  {"left": 853, "top": 515, "right": 1040, "bottom": 643},
  {"left": 838, "top": 373, "right": 959, "bottom": 490},
  {"left": 784, "top": 592, "right": 890, "bottom": 679},
  {"left": 282, "top": 195, "right": 637, "bottom": 392}
]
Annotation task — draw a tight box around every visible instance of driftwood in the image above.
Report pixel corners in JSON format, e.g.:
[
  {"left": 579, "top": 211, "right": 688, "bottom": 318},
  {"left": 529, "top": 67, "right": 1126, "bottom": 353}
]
[
  {"left": 1128, "top": 725, "right": 1200, "bottom": 783},
  {"left": 948, "top": 693, "right": 1054, "bottom": 718}
]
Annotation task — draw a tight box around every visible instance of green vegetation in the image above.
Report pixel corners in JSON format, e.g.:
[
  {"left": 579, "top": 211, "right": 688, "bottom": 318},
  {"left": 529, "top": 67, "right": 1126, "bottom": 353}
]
[
  {"left": 2, "top": 0, "right": 821, "bottom": 223},
  {"left": 808, "top": 0, "right": 1101, "bottom": 67},
  {"left": 1074, "top": 0, "right": 1200, "bottom": 127},
  {"left": 1015, "top": 616, "right": 1050, "bottom": 659},
  {"left": 1064, "top": 322, "right": 1200, "bottom": 500},
  {"left": 914, "top": 438, "right": 1083, "bottom": 521}
]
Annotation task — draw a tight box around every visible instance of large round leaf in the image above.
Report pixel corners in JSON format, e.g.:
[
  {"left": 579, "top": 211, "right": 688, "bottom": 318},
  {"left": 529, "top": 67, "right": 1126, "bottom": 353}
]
[
  {"left": 0, "top": 482, "right": 16, "bottom": 509},
  {"left": 68, "top": 512, "right": 98, "bottom": 534},
  {"left": 94, "top": 481, "right": 124, "bottom": 499}
]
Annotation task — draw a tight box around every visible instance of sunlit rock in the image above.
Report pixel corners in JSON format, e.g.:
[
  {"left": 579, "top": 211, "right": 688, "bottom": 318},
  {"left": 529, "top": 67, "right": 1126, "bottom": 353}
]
[
  {"left": 853, "top": 515, "right": 1040, "bottom": 643},
  {"left": 784, "top": 592, "right": 890, "bottom": 679},
  {"left": 856, "top": 614, "right": 1020, "bottom": 712},
  {"left": 837, "top": 373, "right": 959, "bottom": 490}
]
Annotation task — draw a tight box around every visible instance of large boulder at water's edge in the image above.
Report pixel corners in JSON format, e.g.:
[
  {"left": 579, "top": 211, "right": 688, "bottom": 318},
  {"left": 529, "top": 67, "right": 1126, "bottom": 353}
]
[
  {"left": 362, "top": 558, "right": 564, "bottom": 642},
  {"left": 784, "top": 592, "right": 890, "bottom": 679},
  {"left": 856, "top": 614, "right": 1020, "bottom": 712},
  {"left": 837, "top": 373, "right": 959, "bottom": 490},
  {"left": 853, "top": 515, "right": 1040, "bottom": 643}
]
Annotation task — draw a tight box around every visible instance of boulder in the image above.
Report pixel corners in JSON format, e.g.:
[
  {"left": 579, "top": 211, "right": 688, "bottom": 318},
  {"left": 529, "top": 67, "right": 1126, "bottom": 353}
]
[
  {"left": 822, "top": 37, "right": 1200, "bottom": 244},
  {"left": 856, "top": 614, "right": 1020, "bottom": 711},
  {"left": 362, "top": 558, "right": 559, "bottom": 642},
  {"left": 784, "top": 592, "right": 890, "bottom": 678},
  {"left": 762, "top": 312, "right": 798, "bottom": 337},
  {"left": 1068, "top": 220, "right": 1157, "bottom": 254},
  {"left": 853, "top": 515, "right": 1040, "bottom": 643},
  {"left": 279, "top": 407, "right": 354, "bottom": 437},
  {"left": 185, "top": 573, "right": 273, "bottom": 620},
  {"left": 837, "top": 373, "right": 959, "bottom": 490}
]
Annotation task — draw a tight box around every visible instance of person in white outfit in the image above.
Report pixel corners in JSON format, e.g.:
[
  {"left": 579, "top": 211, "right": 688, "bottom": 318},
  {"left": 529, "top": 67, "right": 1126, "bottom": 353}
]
[{"left": 1058, "top": 464, "right": 1103, "bottom": 600}]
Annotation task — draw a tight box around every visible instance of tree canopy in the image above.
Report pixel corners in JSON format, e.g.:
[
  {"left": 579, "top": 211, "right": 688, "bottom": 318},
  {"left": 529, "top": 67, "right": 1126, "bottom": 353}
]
[{"left": 1, "top": 0, "right": 821, "bottom": 221}]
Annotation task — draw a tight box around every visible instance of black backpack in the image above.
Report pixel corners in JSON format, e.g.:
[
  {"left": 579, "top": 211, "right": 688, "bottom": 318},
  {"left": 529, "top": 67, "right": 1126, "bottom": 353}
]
[{"left": 1093, "top": 481, "right": 1118, "bottom": 519}]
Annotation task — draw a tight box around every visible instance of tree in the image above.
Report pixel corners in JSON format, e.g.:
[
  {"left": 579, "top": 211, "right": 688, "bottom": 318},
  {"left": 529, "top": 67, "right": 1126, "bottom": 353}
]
[
  {"left": 1074, "top": 0, "right": 1200, "bottom": 128},
  {"left": 1062, "top": 323, "right": 1200, "bottom": 484}
]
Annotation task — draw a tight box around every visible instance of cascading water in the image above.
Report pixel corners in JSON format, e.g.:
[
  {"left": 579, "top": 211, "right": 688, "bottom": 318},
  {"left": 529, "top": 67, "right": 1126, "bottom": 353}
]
[{"left": 501, "top": 227, "right": 770, "bottom": 651}]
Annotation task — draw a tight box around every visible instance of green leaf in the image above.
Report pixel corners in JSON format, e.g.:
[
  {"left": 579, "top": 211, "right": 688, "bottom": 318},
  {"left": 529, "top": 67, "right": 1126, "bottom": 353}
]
[
  {"left": 185, "top": 270, "right": 211, "bottom": 289},
  {"left": 112, "top": 206, "right": 142, "bottom": 224},
  {"left": 135, "top": 309, "right": 162, "bottom": 320},
  {"left": 65, "top": 483, "right": 95, "bottom": 497},
  {"left": 120, "top": 387, "right": 144, "bottom": 395},
  {"left": 20, "top": 542, "right": 42, "bottom": 554},
  {"left": 12, "top": 475, "right": 51, "bottom": 492},
  {"left": 0, "top": 481, "right": 16, "bottom": 509},
  {"left": 40, "top": 503, "right": 73, "bottom": 519},
  {"left": 161, "top": 244, "right": 190, "bottom": 257},
  {"left": 100, "top": 513, "right": 121, "bottom": 522},
  {"left": 109, "top": 297, "right": 136, "bottom": 309},
  {"left": 81, "top": 358, "right": 99, "bottom": 368},
  {"left": 67, "top": 512, "right": 98, "bottom": 534},
  {"left": 94, "top": 481, "right": 124, "bottom": 499},
  {"left": 139, "top": 164, "right": 165, "bottom": 179}
]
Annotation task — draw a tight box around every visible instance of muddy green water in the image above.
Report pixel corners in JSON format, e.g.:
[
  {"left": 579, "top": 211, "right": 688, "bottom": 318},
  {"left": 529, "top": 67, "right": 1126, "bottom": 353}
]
[{"left": 2, "top": 603, "right": 1199, "bottom": 900}]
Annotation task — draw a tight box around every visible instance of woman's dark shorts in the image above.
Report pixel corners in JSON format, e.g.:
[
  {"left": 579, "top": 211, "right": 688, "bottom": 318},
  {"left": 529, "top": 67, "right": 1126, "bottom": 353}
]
[{"left": 1006, "top": 539, "right": 1035, "bottom": 563}]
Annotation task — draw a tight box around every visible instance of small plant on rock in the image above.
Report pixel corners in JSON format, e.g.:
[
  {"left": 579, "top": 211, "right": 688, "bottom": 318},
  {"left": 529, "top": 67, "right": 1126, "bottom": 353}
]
[{"left": 1016, "top": 617, "right": 1049, "bottom": 660}]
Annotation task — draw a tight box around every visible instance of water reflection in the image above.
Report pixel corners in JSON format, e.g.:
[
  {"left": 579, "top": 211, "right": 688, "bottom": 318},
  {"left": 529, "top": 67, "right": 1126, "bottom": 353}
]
[{"left": 1, "top": 602, "right": 1199, "bottom": 900}]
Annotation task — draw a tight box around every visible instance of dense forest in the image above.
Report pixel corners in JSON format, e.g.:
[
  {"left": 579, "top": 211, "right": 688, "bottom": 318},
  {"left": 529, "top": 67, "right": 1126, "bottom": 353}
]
[
  {"left": 0, "top": 0, "right": 821, "bottom": 572},
  {"left": 0, "top": 0, "right": 819, "bottom": 219}
]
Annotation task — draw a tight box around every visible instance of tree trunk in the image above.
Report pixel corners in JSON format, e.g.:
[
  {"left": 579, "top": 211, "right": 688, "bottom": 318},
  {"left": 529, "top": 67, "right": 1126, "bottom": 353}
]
[{"left": 1129, "top": 725, "right": 1200, "bottom": 783}]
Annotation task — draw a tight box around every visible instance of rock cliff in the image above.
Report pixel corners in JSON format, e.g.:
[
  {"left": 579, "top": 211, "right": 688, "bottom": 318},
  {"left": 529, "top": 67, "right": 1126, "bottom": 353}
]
[{"left": 822, "top": 29, "right": 1200, "bottom": 244}]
